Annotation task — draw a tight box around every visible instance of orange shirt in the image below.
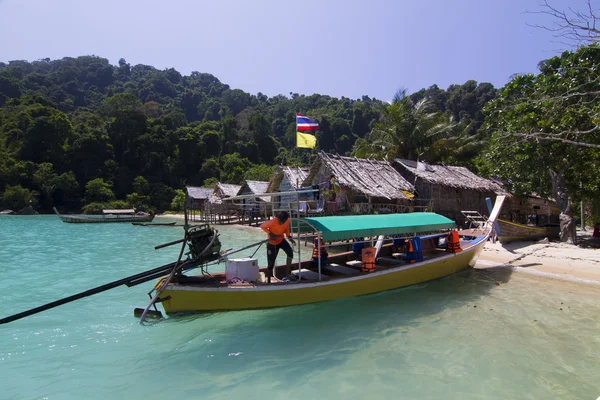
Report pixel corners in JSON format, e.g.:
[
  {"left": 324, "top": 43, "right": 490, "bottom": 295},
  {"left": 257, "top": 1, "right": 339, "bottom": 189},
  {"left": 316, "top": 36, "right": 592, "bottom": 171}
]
[{"left": 261, "top": 218, "right": 290, "bottom": 245}]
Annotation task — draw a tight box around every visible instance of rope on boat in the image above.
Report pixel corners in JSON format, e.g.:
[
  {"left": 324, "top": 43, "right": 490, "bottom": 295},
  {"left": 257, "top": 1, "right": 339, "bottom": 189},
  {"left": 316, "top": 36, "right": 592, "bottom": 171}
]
[
  {"left": 219, "top": 239, "right": 268, "bottom": 258},
  {"left": 250, "top": 241, "right": 265, "bottom": 258}
]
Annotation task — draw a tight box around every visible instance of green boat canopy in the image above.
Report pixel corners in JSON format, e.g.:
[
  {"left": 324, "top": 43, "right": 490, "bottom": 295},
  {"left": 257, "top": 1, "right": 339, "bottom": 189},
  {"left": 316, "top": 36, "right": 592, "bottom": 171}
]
[{"left": 294, "top": 213, "right": 456, "bottom": 242}]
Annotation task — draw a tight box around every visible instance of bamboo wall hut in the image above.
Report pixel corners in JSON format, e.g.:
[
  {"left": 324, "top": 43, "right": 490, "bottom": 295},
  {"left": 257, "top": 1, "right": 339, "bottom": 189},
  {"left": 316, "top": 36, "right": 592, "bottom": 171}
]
[
  {"left": 206, "top": 182, "right": 242, "bottom": 224},
  {"left": 301, "top": 152, "right": 418, "bottom": 215},
  {"left": 236, "top": 180, "right": 271, "bottom": 225},
  {"left": 266, "top": 166, "right": 310, "bottom": 212},
  {"left": 394, "top": 159, "right": 506, "bottom": 226},
  {"left": 185, "top": 186, "right": 213, "bottom": 221}
]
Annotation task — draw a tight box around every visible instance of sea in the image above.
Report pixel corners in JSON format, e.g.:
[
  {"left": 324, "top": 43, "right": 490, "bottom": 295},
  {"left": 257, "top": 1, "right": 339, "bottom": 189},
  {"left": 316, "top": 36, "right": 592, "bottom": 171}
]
[{"left": 1, "top": 215, "right": 599, "bottom": 400}]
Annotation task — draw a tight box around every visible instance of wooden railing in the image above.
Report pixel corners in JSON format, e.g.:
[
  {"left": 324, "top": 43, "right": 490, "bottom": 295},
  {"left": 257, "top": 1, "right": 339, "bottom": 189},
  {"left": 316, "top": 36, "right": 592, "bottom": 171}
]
[{"left": 277, "top": 200, "right": 434, "bottom": 216}]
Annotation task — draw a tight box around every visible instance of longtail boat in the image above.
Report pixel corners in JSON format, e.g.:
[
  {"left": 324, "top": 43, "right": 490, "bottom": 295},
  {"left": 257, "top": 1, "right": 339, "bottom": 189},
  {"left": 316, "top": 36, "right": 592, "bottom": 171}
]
[
  {"left": 53, "top": 207, "right": 154, "bottom": 223},
  {"left": 137, "top": 196, "right": 505, "bottom": 317},
  {"left": 495, "top": 219, "right": 560, "bottom": 243}
]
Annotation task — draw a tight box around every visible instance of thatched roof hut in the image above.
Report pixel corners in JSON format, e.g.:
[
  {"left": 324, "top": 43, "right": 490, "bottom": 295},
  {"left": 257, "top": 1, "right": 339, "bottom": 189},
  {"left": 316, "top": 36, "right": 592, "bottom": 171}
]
[
  {"left": 237, "top": 180, "right": 270, "bottom": 203},
  {"left": 185, "top": 186, "right": 213, "bottom": 210},
  {"left": 203, "top": 182, "right": 243, "bottom": 222},
  {"left": 234, "top": 180, "right": 272, "bottom": 223},
  {"left": 394, "top": 159, "right": 506, "bottom": 225},
  {"left": 209, "top": 182, "right": 242, "bottom": 204},
  {"left": 266, "top": 166, "right": 310, "bottom": 193},
  {"left": 394, "top": 159, "right": 505, "bottom": 192},
  {"left": 266, "top": 166, "right": 310, "bottom": 211},
  {"left": 301, "top": 152, "right": 417, "bottom": 214}
]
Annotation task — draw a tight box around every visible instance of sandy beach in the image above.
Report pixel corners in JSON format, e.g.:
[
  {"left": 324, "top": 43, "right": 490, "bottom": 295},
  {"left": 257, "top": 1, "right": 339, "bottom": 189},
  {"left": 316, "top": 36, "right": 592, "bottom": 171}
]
[
  {"left": 476, "top": 234, "right": 600, "bottom": 284},
  {"left": 156, "top": 214, "right": 600, "bottom": 284}
]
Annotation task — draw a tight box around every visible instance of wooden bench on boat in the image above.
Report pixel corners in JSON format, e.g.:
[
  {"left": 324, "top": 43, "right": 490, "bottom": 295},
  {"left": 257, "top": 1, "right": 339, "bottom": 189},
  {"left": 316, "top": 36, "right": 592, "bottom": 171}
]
[
  {"left": 292, "top": 268, "right": 331, "bottom": 281},
  {"left": 376, "top": 257, "right": 407, "bottom": 265},
  {"left": 324, "top": 263, "right": 360, "bottom": 276}
]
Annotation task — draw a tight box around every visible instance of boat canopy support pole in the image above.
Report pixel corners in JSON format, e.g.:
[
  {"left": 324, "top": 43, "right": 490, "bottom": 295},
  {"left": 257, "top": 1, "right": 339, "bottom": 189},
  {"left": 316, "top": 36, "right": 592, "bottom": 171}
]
[
  {"left": 317, "top": 233, "right": 322, "bottom": 281},
  {"left": 296, "top": 194, "right": 302, "bottom": 281}
]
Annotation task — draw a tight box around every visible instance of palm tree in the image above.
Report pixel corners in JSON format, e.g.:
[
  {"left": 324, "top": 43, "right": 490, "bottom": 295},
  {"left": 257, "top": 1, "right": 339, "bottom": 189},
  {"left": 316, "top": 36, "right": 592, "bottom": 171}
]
[
  {"left": 428, "top": 130, "right": 488, "bottom": 168},
  {"left": 353, "top": 89, "right": 456, "bottom": 161}
]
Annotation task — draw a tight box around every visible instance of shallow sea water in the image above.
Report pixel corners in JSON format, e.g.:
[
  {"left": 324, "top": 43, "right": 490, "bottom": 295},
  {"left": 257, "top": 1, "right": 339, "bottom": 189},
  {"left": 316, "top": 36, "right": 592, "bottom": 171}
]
[{"left": 1, "top": 216, "right": 599, "bottom": 400}]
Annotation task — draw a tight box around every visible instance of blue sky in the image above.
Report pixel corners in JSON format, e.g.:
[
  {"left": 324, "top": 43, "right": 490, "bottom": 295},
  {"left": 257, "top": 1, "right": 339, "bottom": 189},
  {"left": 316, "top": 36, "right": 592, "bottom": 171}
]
[{"left": 0, "top": 0, "right": 579, "bottom": 100}]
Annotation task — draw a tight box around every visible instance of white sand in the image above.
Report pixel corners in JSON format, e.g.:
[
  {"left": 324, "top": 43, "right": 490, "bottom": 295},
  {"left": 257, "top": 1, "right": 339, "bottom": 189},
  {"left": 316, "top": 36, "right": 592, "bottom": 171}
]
[{"left": 477, "top": 237, "right": 600, "bottom": 283}]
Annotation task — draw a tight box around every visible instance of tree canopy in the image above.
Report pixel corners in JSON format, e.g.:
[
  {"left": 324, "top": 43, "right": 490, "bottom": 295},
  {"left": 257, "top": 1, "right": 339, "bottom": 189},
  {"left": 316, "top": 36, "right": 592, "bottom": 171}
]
[
  {"left": 0, "top": 56, "right": 496, "bottom": 212},
  {"left": 479, "top": 44, "right": 600, "bottom": 240}
]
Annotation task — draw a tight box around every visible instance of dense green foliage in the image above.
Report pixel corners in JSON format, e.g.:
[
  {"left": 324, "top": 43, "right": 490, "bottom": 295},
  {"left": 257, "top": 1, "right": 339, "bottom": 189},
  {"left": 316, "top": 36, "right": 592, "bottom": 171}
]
[
  {"left": 0, "top": 56, "right": 496, "bottom": 212},
  {"left": 354, "top": 84, "right": 496, "bottom": 167}
]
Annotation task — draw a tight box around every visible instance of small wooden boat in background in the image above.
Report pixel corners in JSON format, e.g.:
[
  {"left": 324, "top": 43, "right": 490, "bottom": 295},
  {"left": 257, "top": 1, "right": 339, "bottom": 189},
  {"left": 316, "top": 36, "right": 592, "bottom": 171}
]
[
  {"left": 132, "top": 222, "right": 177, "bottom": 226},
  {"left": 53, "top": 207, "right": 154, "bottom": 224},
  {"left": 496, "top": 219, "right": 560, "bottom": 243}
]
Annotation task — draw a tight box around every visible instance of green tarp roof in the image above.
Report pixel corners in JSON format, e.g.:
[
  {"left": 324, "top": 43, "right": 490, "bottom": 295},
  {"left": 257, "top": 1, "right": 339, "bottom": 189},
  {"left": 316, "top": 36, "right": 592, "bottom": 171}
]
[{"left": 294, "top": 213, "right": 455, "bottom": 242}]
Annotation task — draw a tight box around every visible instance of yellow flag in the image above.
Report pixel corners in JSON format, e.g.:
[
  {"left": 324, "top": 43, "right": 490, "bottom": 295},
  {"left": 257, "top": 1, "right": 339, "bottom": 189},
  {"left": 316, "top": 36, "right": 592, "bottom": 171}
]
[{"left": 296, "top": 131, "right": 317, "bottom": 148}]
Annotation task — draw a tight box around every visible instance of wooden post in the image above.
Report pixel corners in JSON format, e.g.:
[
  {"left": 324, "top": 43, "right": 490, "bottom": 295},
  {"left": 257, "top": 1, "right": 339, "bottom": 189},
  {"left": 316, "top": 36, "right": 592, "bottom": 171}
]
[
  {"left": 581, "top": 199, "right": 585, "bottom": 230},
  {"left": 581, "top": 182, "right": 585, "bottom": 231}
]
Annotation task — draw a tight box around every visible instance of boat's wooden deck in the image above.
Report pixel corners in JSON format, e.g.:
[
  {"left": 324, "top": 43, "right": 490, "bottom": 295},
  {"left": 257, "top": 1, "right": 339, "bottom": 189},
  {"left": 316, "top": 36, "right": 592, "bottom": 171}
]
[
  {"left": 169, "top": 235, "right": 482, "bottom": 289},
  {"left": 457, "top": 228, "right": 488, "bottom": 237}
]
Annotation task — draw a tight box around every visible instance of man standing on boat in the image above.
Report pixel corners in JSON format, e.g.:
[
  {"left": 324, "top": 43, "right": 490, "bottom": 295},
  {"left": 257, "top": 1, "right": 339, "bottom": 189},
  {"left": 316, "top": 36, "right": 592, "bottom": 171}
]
[{"left": 261, "top": 211, "right": 296, "bottom": 282}]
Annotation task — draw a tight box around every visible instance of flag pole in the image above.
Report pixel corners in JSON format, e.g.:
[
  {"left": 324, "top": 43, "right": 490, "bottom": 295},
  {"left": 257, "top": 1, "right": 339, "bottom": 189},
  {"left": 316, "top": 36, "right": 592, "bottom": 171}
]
[
  {"left": 294, "top": 111, "right": 302, "bottom": 276},
  {"left": 294, "top": 111, "right": 299, "bottom": 159}
]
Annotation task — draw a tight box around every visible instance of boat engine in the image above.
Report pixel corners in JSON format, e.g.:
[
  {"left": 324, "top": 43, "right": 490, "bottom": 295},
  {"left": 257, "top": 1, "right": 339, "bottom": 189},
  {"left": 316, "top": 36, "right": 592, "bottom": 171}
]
[{"left": 186, "top": 225, "right": 221, "bottom": 264}]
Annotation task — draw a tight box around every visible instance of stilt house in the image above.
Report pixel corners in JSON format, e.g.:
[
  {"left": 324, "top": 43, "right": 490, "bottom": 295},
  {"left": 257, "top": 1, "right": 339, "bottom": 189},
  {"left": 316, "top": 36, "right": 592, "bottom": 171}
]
[
  {"left": 185, "top": 186, "right": 213, "bottom": 221},
  {"left": 206, "top": 182, "right": 242, "bottom": 224},
  {"left": 236, "top": 180, "right": 271, "bottom": 225}
]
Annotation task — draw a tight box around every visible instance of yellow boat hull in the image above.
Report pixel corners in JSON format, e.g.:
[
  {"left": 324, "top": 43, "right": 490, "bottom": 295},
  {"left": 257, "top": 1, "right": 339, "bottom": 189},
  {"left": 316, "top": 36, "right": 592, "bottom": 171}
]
[{"left": 159, "top": 239, "right": 486, "bottom": 314}]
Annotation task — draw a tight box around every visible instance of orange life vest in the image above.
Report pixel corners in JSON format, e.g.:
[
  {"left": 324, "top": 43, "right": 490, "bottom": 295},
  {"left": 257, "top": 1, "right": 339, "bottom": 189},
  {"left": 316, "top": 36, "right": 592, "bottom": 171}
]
[
  {"left": 446, "top": 231, "right": 462, "bottom": 253},
  {"left": 312, "top": 241, "right": 328, "bottom": 259},
  {"left": 361, "top": 247, "right": 376, "bottom": 272}
]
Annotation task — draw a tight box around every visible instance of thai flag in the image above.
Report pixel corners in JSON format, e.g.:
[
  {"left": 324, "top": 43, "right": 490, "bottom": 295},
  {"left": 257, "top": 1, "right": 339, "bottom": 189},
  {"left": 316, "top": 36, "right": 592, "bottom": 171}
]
[{"left": 296, "top": 113, "right": 319, "bottom": 131}]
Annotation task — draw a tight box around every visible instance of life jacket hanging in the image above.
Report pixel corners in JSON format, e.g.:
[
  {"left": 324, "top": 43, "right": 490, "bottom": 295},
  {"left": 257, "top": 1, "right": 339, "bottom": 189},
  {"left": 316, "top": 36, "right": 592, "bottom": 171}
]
[
  {"left": 446, "top": 231, "right": 462, "bottom": 253},
  {"left": 361, "top": 247, "right": 376, "bottom": 272}
]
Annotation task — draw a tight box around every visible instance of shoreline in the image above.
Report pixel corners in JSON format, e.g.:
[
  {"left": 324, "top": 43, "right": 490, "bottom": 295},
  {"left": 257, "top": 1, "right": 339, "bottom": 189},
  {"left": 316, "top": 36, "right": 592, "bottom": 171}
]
[
  {"left": 156, "top": 214, "right": 600, "bottom": 284},
  {"left": 476, "top": 239, "right": 600, "bottom": 284}
]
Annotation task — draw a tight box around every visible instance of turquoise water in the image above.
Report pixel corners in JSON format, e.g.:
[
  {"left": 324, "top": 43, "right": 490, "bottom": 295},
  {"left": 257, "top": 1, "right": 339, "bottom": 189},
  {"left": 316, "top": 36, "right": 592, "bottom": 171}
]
[{"left": 1, "top": 216, "right": 599, "bottom": 400}]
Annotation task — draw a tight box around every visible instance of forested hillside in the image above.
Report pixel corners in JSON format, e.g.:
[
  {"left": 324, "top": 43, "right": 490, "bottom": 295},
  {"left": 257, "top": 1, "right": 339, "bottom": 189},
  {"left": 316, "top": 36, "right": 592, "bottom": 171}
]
[{"left": 0, "top": 56, "right": 496, "bottom": 212}]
